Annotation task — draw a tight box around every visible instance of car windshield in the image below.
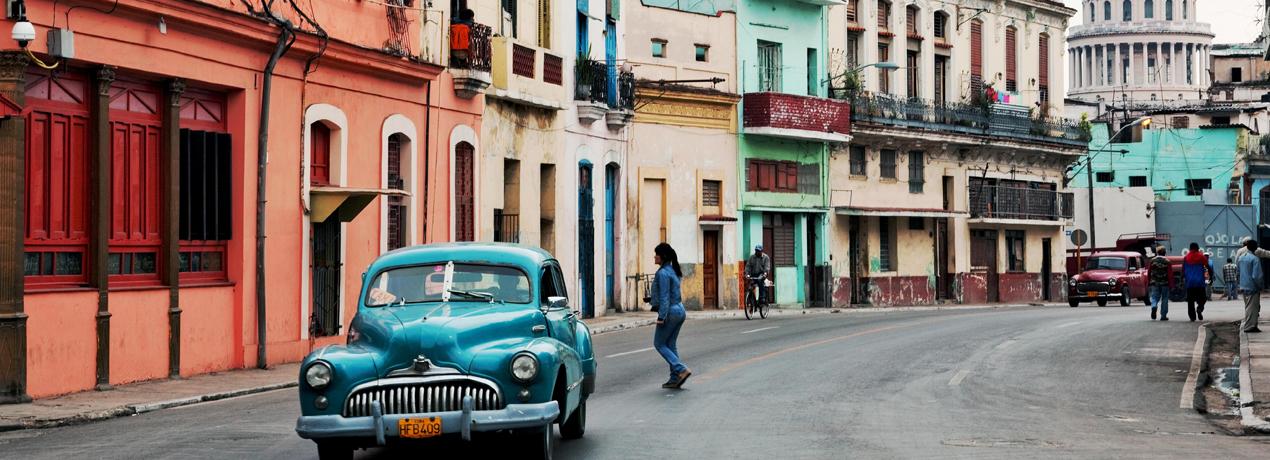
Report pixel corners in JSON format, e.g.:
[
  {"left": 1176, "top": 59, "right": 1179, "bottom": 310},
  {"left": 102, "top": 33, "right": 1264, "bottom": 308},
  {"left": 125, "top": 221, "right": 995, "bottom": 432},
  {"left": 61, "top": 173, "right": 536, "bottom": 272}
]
[
  {"left": 1085, "top": 257, "right": 1128, "bottom": 271},
  {"left": 365, "top": 263, "right": 532, "bottom": 306}
]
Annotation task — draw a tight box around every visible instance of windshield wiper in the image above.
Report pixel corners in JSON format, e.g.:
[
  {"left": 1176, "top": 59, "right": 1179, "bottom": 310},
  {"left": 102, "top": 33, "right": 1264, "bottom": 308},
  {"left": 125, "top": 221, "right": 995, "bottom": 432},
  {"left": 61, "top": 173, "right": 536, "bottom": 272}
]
[{"left": 447, "top": 289, "right": 494, "bottom": 302}]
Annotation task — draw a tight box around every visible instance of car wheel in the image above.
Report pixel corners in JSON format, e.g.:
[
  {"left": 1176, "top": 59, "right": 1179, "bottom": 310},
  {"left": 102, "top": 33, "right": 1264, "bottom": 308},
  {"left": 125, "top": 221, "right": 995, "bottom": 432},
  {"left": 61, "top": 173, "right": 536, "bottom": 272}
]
[
  {"left": 560, "top": 399, "right": 586, "bottom": 440},
  {"left": 316, "top": 442, "right": 352, "bottom": 460},
  {"left": 1119, "top": 295, "right": 1130, "bottom": 307},
  {"left": 1097, "top": 299, "right": 1108, "bottom": 307},
  {"left": 1069, "top": 300, "right": 1080, "bottom": 308},
  {"left": 520, "top": 425, "right": 554, "bottom": 460}
]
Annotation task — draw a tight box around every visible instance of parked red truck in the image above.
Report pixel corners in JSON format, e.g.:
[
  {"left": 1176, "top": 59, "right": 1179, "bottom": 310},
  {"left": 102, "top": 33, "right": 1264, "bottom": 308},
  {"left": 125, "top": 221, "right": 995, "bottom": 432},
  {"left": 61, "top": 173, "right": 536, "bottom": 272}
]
[{"left": 1068, "top": 251, "right": 1151, "bottom": 307}]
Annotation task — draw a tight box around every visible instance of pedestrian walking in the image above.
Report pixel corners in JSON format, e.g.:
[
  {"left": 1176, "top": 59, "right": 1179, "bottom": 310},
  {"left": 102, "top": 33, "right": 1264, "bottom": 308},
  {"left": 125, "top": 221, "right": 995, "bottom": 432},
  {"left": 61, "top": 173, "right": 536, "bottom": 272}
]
[
  {"left": 651, "top": 242, "right": 692, "bottom": 388},
  {"left": 1148, "top": 246, "right": 1172, "bottom": 321},
  {"left": 1182, "top": 243, "right": 1210, "bottom": 322},
  {"left": 1224, "top": 258, "right": 1239, "bottom": 300},
  {"left": 1238, "top": 238, "right": 1266, "bottom": 333}
]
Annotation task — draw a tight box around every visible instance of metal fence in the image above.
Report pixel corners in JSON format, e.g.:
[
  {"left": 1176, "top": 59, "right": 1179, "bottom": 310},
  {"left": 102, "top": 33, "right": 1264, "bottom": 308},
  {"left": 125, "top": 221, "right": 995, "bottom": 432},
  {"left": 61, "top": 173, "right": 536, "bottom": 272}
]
[
  {"left": 969, "top": 184, "right": 1075, "bottom": 221},
  {"left": 624, "top": 273, "right": 655, "bottom": 312},
  {"left": 493, "top": 211, "right": 519, "bottom": 243},
  {"left": 449, "top": 23, "right": 491, "bottom": 72},
  {"left": 575, "top": 60, "right": 635, "bottom": 110},
  {"left": 841, "top": 93, "right": 1090, "bottom": 145}
]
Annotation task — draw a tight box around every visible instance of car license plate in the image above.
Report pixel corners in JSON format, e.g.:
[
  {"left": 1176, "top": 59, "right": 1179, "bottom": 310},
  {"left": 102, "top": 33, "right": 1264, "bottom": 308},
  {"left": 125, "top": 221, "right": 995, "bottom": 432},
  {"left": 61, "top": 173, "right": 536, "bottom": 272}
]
[
  {"left": 1087, "top": 291, "right": 1098, "bottom": 297},
  {"left": 398, "top": 417, "right": 442, "bottom": 439}
]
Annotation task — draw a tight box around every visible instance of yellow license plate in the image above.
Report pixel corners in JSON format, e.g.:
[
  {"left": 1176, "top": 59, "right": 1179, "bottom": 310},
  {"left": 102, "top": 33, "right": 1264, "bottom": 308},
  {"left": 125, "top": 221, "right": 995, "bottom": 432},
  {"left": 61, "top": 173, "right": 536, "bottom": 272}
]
[
  {"left": 398, "top": 417, "right": 442, "bottom": 439},
  {"left": 1087, "top": 291, "right": 1098, "bottom": 297}
]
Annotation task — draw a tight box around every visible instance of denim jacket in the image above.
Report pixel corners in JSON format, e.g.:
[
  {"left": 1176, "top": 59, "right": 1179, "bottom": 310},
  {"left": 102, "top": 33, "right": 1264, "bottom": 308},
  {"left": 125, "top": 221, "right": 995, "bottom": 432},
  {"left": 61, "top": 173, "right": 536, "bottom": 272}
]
[{"left": 651, "top": 264, "right": 682, "bottom": 320}]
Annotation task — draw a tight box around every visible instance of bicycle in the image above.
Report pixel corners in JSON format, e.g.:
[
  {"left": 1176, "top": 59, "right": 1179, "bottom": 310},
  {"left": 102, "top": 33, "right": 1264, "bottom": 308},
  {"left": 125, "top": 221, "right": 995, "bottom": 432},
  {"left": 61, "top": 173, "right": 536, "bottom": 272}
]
[{"left": 745, "top": 275, "right": 770, "bottom": 320}]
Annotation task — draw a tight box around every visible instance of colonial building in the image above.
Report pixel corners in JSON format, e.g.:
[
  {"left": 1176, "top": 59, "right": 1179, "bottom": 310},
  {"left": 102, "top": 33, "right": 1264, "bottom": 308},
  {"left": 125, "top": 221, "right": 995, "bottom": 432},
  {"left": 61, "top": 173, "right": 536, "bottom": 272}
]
[
  {"left": 735, "top": 0, "right": 849, "bottom": 307},
  {"left": 621, "top": 0, "right": 741, "bottom": 310},
  {"left": 1, "top": 0, "right": 480, "bottom": 401},
  {"left": 825, "top": 0, "right": 1086, "bottom": 306}
]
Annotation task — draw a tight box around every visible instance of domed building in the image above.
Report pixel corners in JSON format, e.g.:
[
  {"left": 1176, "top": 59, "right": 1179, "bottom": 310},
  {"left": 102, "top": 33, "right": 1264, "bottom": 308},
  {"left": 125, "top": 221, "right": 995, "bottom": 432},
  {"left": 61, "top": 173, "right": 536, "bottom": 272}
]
[{"left": 1067, "top": 0, "right": 1213, "bottom": 106}]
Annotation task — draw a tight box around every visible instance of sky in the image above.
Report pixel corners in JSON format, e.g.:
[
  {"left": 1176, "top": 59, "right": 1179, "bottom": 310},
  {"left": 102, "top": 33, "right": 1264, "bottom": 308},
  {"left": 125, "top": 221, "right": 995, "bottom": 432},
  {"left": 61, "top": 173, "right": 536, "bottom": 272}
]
[{"left": 1062, "top": 0, "right": 1263, "bottom": 43}]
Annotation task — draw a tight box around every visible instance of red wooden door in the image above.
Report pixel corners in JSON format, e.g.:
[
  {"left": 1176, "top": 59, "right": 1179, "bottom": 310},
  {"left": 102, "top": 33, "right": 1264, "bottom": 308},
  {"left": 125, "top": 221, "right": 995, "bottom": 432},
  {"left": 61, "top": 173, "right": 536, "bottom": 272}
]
[
  {"left": 703, "top": 230, "right": 719, "bottom": 309},
  {"left": 310, "top": 123, "right": 331, "bottom": 186},
  {"left": 454, "top": 142, "right": 475, "bottom": 241}
]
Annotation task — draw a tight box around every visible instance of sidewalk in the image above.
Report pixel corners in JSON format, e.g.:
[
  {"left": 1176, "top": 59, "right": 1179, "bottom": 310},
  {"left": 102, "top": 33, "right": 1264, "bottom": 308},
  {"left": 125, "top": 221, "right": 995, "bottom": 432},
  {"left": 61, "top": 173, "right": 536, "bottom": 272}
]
[
  {"left": 1239, "top": 314, "right": 1270, "bottom": 432},
  {"left": 0, "top": 301, "right": 1051, "bottom": 432}
]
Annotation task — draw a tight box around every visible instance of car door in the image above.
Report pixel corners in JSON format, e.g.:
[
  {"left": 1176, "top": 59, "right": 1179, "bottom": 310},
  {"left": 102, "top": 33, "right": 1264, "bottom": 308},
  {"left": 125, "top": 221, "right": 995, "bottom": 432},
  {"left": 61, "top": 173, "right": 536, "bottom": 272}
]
[
  {"left": 1125, "top": 257, "right": 1141, "bottom": 298},
  {"left": 540, "top": 262, "right": 577, "bottom": 349}
]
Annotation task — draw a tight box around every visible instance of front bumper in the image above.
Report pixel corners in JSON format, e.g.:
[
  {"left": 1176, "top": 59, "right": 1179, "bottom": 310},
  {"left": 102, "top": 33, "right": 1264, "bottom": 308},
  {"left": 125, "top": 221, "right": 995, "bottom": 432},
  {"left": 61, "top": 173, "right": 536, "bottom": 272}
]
[
  {"left": 1068, "top": 291, "right": 1124, "bottom": 302},
  {"left": 296, "top": 396, "right": 559, "bottom": 445}
]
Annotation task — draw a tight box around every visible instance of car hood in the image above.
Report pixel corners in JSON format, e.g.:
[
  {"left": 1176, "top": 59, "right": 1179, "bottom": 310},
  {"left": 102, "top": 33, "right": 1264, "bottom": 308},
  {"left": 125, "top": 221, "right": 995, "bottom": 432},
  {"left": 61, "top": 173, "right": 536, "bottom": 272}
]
[
  {"left": 378, "top": 302, "right": 543, "bottom": 375},
  {"left": 1076, "top": 270, "right": 1125, "bottom": 281}
]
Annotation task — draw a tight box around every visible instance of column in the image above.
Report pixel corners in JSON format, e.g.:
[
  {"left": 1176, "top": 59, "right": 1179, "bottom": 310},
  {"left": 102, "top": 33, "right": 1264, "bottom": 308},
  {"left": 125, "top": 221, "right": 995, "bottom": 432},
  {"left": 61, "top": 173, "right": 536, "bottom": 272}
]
[
  {"left": 1138, "top": 42, "right": 1147, "bottom": 86},
  {"left": 92, "top": 66, "right": 115, "bottom": 391},
  {"left": 1070, "top": 48, "right": 1077, "bottom": 88},
  {"left": 0, "top": 51, "right": 30, "bottom": 404},
  {"left": 1174, "top": 43, "right": 1183, "bottom": 85},
  {"left": 1115, "top": 43, "right": 1123, "bottom": 86},
  {"left": 1075, "top": 47, "right": 1083, "bottom": 88},
  {"left": 1086, "top": 45, "right": 1094, "bottom": 87},
  {"left": 162, "top": 79, "right": 184, "bottom": 379}
]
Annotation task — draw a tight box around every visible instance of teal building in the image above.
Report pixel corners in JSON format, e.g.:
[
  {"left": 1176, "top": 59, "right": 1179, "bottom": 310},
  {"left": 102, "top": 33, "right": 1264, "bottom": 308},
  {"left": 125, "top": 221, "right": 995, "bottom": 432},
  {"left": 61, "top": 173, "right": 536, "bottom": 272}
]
[{"left": 1072, "top": 122, "right": 1249, "bottom": 202}]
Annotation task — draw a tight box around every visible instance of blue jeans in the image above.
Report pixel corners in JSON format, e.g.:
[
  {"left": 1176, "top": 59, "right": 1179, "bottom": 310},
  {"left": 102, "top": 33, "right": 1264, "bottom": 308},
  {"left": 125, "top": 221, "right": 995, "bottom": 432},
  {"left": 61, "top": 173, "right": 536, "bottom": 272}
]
[
  {"left": 653, "top": 304, "right": 688, "bottom": 380},
  {"left": 1150, "top": 285, "right": 1170, "bottom": 318}
]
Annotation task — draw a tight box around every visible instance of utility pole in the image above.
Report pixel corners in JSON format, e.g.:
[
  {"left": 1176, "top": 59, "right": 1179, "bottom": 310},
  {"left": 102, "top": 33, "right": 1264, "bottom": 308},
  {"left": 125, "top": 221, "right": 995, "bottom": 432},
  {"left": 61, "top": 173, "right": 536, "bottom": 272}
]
[{"left": 1087, "top": 156, "right": 1096, "bottom": 248}]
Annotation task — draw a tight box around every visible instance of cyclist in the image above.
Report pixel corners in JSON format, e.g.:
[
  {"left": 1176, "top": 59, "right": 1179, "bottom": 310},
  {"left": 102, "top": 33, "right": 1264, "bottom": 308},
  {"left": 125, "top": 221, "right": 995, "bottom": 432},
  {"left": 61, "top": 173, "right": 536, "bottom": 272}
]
[{"left": 746, "top": 244, "right": 771, "bottom": 304}]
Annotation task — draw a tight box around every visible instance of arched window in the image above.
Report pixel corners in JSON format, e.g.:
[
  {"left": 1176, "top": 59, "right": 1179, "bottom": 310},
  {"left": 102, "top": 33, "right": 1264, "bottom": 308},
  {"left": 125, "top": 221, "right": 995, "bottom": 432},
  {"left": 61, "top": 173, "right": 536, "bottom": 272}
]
[
  {"left": 905, "top": 5, "right": 919, "bottom": 37},
  {"left": 1144, "top": 0, "right": 1154, "bottom": 19},
  {"left": 1104, "top": 1, "right": 1111, "bottom": 20},
  {"left": 1182, "top": 0, "right": 1188, "bottom": 19},
  {"left": 1166, "top": 0, "right": 1173, "bottom": 20},
  {"left": 386, "top": 133, "right": 409, "bottom": 250},
  {"left": 1122, "top": 0, "right": 1132, "bottom": 21},
  {"left": 1089, "top": 2, "right": 1095, "bottom": 22},
  {"left": 933, "top": 11, "right": 948, "bottom": 38}
]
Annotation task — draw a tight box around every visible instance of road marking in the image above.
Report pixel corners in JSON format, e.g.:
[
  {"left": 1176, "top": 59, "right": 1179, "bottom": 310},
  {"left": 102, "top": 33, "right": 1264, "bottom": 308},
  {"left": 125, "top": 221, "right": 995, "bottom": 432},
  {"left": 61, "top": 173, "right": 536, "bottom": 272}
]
[
  {"left": 1056, "top": 321, "right": 1081, "bottom": 329},
  {"left": 605, "top": 347, "right": 654, "bottom": 359},
  {"left": 948, "top": 370, "right": 971, "bottom": 386},
  {"left": 1181, "top": 325, "right": 1208, "bottom": 409},
  {"left": 740, "top": 326, "right": 779, "bottom": 334}
]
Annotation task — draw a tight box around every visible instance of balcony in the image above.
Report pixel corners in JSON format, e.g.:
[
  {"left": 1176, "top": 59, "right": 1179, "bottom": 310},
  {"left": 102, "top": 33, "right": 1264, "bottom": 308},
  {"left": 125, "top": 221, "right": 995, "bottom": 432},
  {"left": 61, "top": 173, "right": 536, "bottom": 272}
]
[
  {"left": 969, "top": 184, "right": 1075, "bottom": 224},
  {"left": 742, "top": 92, "right": 852, "bottom": 143},
  {"left": 842, "top": 94, "right": 1091, "bottom": 147},
  {"left": 449, "top": 22, "right": 493, "bottom": 99},
  {"left": 488, "top": 37, "right": 568, "bottom": 110},
  {"left": 493, "top": 210, "right": 520, "bottom": 243},
  {"left": 574, "top": 60, "right": 636, "bottom": 128}
]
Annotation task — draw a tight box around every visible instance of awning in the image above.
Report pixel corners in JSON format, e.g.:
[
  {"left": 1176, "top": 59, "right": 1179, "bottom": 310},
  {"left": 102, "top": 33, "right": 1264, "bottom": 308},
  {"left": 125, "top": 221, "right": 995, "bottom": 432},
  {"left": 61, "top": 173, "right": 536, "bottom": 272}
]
[
  {"left": 835, "top": 206, "right": 967, "bottom": 218},
  {"left": 699, "top": 215, "right": 738, "bottom": 225},
  {"left": 310, "top": 186, "right": 409, "bottom": 223}
]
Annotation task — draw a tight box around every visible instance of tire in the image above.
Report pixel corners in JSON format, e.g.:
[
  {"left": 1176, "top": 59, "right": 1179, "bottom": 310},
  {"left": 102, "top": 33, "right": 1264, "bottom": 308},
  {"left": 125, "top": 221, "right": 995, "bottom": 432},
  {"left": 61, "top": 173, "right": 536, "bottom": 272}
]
[
  {"left": 560, "top": 400, "right": 586, "bottom": 440},
  {"left": 744, "top": 291, "right": 755, "bottom": 320},
  {"left": 1119, "top": 295, "right": 1130, "bottom": 307},
  {"left": 1069, "top": 300, "right": 1080, "bottom": 308},
  {"left": 316, "top": 442, "right": 352, "bottom": 460},
  {"left": 1096, "top": 299, "right": 1108, "bottom": 307},
  {"left": 759, "top": 299, "right": 769, "bottom": 319},
  {"left": 520, "top": 425, "right": 555, "bottom": 460}
]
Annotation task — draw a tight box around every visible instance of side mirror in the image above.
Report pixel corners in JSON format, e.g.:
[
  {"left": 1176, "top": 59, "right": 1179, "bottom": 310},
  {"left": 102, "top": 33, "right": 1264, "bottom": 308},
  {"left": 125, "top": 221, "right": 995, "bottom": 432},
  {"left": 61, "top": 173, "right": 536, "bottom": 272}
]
[{"left": 546, "top": 296, "right": 569, "bottom": 311}]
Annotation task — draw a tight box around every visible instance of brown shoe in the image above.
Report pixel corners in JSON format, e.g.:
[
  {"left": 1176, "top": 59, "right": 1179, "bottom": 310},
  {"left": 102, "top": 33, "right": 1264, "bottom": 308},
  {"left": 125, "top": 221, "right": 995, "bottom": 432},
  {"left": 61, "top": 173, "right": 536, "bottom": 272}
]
[{"left": 674, "top": 369, "right": 692, "bottom": 388}]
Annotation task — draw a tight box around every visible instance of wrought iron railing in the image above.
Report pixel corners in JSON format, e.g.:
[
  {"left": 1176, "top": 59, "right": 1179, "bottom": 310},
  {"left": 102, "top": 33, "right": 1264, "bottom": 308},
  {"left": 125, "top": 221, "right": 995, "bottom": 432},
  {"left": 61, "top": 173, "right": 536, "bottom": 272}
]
[
  {"left": 575, "top": 60, "right": 634, "bottom": 110},
  {"left": 839, "top": 93, "right": 1091, "bottom": 145},
  {"left": 969, "top": 184, "right": 1075, "bottom": 221},
  {"left": 493, "top": 211, "right": 519, "bottom": 243},
  {"left": 449, "top": 22, "right": 492, "bottom": 72}
]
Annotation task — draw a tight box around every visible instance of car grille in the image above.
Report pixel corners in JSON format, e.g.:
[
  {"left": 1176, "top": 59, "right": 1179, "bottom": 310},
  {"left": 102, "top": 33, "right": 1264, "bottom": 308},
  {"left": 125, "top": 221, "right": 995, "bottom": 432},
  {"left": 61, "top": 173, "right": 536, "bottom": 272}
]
[
  {"left": 1074, "top": 282, "right": 1111, "bottom": 293},
  {"left": 343, "top": 378, "right": 503, "bottom": 417}
]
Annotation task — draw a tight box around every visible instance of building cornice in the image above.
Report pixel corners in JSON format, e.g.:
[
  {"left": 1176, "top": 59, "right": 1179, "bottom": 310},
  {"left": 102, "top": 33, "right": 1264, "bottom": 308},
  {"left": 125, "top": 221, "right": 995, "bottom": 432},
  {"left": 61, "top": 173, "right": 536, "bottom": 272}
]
[
  {"left": 634, "top": 87, "right": 739, "bottom": 131},
  {"left": 1068, "top": 22, "right": 1215, "bottom": 41}
]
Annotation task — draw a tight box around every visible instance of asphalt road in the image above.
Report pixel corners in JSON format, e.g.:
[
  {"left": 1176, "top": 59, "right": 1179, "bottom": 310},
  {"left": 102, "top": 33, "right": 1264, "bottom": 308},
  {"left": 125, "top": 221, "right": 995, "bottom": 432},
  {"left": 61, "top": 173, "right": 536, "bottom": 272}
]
[{"left": 4, "top": 301, "right": 1270, "bottom": 459}]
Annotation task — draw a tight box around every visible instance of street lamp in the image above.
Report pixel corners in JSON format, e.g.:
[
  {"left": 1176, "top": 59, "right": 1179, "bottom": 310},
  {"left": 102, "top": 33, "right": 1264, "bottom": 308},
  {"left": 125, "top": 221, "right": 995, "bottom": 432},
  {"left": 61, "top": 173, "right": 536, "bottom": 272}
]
[{"left": 1070, "top": 115, "right": 1151, "bottom": 249}]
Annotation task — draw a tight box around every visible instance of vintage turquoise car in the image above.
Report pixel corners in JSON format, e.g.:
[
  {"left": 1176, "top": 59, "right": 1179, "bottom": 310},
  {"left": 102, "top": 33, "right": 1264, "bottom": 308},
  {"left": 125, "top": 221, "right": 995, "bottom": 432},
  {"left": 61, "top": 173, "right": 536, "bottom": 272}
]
[{"left": 295, "top": 243, "right": 596, "bottom": 459}]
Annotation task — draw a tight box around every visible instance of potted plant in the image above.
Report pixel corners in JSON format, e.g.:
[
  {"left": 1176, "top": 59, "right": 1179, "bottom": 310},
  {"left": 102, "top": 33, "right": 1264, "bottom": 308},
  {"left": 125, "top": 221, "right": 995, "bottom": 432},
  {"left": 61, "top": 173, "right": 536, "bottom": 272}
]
[{"left": 574, "top": 46, "right": 594, "bottom": 101}]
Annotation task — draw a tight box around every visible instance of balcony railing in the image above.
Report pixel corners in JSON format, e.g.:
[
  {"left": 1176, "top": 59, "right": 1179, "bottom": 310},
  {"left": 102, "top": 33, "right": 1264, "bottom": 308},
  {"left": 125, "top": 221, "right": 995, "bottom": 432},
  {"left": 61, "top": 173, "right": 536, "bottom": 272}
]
[
  {"left": 493, "top": 211, "right": 519, "bottom": 243},
  {"left": 969, "top": 185, "right": 1075, "bottom": 221},
  {"left": 840, "top": 93, "right": 1091, "bottom": 146},
  {"left": 742, "top": 92, "right": 852, "bottom": 143},
  {"left": 449, "top": 22, "right": 492, "bottom": 72},
  {"left": 574, "top": 60, "right": 635, "bottom": 110}
]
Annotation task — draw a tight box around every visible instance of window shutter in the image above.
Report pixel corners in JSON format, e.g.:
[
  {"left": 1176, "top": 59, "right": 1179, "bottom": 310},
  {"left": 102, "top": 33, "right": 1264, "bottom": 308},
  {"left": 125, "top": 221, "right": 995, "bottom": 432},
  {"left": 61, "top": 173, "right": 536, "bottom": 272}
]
[
  {"left": 608, "top": 0, "right": 619, "bottom": 20},
  {"left": 1039, "top": 34, "right": 1049, "bottom": 86},
  {"left": 878, "top": 1, "right": 889, "bottom": 30},
  {"left": 1005, "top": 27, "right": 1016, "bottom": 92},
  {"left": 906, "top": 7, "right": 916, "bottom": 36},
  {"left": 970, "top": 20, "right": 983, "bottom": 79},
  {"left": 538, "top": 0, "right": 551, "bottom": 49}
]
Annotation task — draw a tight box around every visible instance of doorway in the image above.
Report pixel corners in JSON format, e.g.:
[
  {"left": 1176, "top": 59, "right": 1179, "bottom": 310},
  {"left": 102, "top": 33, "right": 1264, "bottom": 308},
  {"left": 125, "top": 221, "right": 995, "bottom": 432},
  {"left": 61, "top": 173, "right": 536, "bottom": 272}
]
[
  {"left": 702, "top": 230, "right": 720, "bottom": 309},
  {"left": 1042, "top": 238, "right": 1053, "bottom": 301},
  {"left": 935, "top": 219, "right": 950, "bottom": 300},
  {"left": 311, "top": 220, "right": 342, "bottom": 337},
  {"left": 971, "top": 230, "right": 999, "bottom": 303},
  {"left": 604, "top": 164, "right": 619, "bottom": 315},
  {"left": 578, "top": 161, "right": 595, "bottom": 318},
  {"left": 849, "top": 215, "right": 867, "bottom": 304}
]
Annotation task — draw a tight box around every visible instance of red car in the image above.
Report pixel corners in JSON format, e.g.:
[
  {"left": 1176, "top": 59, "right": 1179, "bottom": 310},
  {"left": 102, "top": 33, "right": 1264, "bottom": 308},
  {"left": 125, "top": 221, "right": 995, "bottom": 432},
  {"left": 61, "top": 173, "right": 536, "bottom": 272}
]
[{"left": 1068, "top": 251, "right": 1151, "bottom": 307}]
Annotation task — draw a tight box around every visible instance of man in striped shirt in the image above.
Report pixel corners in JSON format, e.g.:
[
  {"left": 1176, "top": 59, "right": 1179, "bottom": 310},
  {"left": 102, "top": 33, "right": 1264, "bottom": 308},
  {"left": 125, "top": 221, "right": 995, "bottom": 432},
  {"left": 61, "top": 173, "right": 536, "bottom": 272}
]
[{"left": 1224, "top": 257, "right": 1239, "bottom": 300}]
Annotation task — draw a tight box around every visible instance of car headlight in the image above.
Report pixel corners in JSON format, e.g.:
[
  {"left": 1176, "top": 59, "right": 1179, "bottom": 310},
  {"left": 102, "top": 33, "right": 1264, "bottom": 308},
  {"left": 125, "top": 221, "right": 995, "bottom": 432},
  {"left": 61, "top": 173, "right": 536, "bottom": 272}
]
[
  {"left": 1108, "top": 277, "right": 1118, "bottom": 285},
  {"left": 510, "top": 353, "right": 539, "bottom": 383},
  {"left": 305, "top": 361, "right": 333, "bottom": 389},
  {"left": 1069, "top": 278, "right": 1078, "bottom": 286}
]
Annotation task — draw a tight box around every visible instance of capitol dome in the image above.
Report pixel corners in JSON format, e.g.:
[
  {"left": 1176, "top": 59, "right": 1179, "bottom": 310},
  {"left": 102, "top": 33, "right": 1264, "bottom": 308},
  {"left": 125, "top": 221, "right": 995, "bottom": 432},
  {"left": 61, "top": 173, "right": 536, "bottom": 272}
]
[{"left": 1067, "top": 0, "right": 1214, "bottom": 104}]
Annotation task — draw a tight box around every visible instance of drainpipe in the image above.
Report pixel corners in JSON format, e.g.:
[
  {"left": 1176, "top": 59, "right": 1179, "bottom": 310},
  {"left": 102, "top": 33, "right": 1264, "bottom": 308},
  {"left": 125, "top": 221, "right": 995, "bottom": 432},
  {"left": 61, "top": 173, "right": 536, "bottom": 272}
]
[
  {"left": 256, "top": 18, "right": 296, "bottom": 369},
  {"left": 422, "top": 81, "right": 432, "bottom": 243}
]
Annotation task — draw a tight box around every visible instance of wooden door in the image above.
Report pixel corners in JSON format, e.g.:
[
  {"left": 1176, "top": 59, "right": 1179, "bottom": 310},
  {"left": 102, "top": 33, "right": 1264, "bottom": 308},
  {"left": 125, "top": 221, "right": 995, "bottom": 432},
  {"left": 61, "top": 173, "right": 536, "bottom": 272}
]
[
  {"left": 1042, "top": 238, "right": 1053, "bottom": 301},
  {"left": 936, "top": 219, "right": 950, "bottom": 300},
  {"left": 702, "top": 230, "right": 719, "bottom": 309},
  {"left": 454, "top": 142, "right": 475, "bottom": 241},
  {"left": 971, "top": 230, "right": 999, "bottom": 303}
]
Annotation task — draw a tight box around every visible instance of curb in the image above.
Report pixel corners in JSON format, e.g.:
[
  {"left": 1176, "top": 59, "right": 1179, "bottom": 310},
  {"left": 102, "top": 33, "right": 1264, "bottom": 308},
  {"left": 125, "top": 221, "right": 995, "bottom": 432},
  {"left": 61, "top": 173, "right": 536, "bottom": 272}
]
[
  {"left": 1238, "top": 328, "right": 1270, "bottom": 433},
  {"left": 0, "top": 381, "right": 297, "bottom": 432},
  {"left": 1188, "top": 323, "right": 1214, "bottom": 412}
]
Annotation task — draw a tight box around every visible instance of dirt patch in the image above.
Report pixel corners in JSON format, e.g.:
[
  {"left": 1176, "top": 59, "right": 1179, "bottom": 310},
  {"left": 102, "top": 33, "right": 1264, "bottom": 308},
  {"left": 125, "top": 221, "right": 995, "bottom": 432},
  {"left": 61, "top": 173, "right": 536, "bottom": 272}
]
[{"left": 1199, "top": 322, "right": 1247, "bottom": 434}]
